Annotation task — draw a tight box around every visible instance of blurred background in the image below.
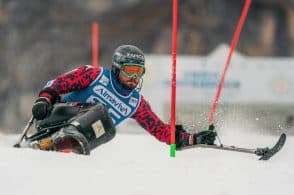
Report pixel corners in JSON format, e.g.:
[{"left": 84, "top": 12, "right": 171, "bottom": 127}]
[{"left": 0, "top": 0, "right": 293, "bottom": 134}]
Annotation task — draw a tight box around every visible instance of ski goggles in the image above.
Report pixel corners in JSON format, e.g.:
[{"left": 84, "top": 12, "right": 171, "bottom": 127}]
[{"left": 120, "top": 64, "right": 145, "bottom": 79}]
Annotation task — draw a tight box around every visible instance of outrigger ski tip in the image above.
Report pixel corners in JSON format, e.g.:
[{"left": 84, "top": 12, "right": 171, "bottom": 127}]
[
  {"left": 180, "top": 133, "right": 286, "bottom": 161},
  {"left": 256, "top": 133, "right": 286, "bottom": 160}
]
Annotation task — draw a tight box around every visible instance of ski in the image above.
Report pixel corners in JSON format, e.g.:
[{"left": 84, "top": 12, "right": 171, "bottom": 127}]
[
  {"left": 180, "top": 133, "right": 286, "bottom": 160},
  {"left": 256, "top": 133, "right": 286, "bottom": 160}
]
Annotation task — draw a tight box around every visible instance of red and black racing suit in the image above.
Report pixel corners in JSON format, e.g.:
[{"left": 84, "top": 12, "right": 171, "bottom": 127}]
[{"left": 38, "top": 65, "right": 194, "bottom": 148}]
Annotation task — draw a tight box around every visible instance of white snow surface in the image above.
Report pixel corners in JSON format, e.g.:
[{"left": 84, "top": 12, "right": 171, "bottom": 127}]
[{"left": 0, "top": 129, "right": 293, "bottom": 195}]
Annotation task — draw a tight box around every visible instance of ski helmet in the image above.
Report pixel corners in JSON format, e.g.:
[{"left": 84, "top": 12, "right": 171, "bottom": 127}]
[{"left": 111, "top": 45, "right": 145, "bottom": 79}]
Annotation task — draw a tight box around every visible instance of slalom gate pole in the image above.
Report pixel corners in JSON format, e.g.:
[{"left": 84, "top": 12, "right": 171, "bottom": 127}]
[
  {"left": 92, "top": 22, "right": 99, "bottom": 68},
  {"left": 208, "top": 0, "right": 251, "bottom": 126},
  {"left": 170, "top": 0, "right": 178, "bottom": 157}
]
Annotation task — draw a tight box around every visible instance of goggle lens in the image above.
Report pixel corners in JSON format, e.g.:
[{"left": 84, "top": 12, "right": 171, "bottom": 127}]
[{"left": 121, "top": 65, "right": 145, "bottom": 78}]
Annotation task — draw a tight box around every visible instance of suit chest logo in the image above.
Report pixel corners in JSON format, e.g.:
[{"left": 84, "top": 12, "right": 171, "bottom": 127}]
[{"left": 93, "top": 85, "right": 131, "bottom": 116}]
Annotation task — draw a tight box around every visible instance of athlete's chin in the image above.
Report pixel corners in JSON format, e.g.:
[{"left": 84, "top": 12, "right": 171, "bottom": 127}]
[
  {"left": 128, "top": 84, "right": 137, "bottom": 88},
  {"left": 127, "top": 82, "right": 138, "bottom": 87},
  {"left": 125, "top": 83, "right": 138, "bottom": 89}
]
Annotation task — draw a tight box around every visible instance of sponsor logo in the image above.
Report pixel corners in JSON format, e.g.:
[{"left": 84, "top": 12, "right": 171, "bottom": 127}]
[
  {"left": 99, "top": 75, "right": 109, "bottom": 86},
  {"left": 85, "top": 65, "right": 92, "bottom": 70},
  {"left": 93, "top": 85, "right": 131, "bottom": 116},
  {"left": 91, "top": 120, "right": 105, "bottom": 138},
  {"left": 129, "top": 97, "right": 138, "bottom": 107},
  {"left": 45, "top": 80, "right": 54, "bottom": 87},
  {"left": 164, "top": 71, "right": 240, "bottom": 89},
  {"left": 126, "top": 53, "right": 144, "bottom": 61}
]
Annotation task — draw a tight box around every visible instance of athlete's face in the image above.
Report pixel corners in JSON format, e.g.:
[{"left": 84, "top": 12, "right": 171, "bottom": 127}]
[{"left": 118, "top": 72, "right": 140, "bottom": 90}]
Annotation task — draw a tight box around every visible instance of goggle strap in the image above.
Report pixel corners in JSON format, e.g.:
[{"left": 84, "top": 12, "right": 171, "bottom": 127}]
[{"left": 123, "top": 63, "right": 144, "bottom": 67}]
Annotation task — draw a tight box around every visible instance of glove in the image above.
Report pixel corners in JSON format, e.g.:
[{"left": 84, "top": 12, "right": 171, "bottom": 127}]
[
  {"left": 32, "top": 98, "right": 52, "bottom": 120},
  {"left": 194, "top": 130, "right": 217, "bottom": 145}
]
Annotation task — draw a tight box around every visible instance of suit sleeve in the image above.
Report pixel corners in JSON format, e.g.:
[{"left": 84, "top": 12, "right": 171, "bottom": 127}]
[
  {"left": 38, "top": 65, "right": 101, "bottom": 104},
  {"left": 131, "top": 96, "right": 193, "bottom": 148}
]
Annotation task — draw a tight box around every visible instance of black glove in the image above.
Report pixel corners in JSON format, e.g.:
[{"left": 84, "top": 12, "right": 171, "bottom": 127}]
[
  {"left": 32, "top": 98, "right": 52, "bottom": 120},
  {"left": 194, "top": 130, "right": 217, "bottom": 145}
]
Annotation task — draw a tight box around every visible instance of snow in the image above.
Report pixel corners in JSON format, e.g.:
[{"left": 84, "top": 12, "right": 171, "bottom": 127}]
[{"left": 0, "top": 130, "right": 293, "bottom": 195}]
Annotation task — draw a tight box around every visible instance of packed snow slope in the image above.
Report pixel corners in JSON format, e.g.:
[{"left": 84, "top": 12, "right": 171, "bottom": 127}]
[{"left": 0, "top": 129, "right": 293, "bottom": 195}]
